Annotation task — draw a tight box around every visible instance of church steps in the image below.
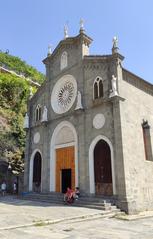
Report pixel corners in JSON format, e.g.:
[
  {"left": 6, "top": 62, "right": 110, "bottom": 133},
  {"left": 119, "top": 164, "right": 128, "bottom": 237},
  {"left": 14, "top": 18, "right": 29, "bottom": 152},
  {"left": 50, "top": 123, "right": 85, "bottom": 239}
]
[
  {"left": 21, "top": 193, "right": 115, "bottom": 204},
  {"left": 22, "top": 192, "right": 116, "bottom": 201},
  {"left": 20, "top": 192, "right": 120, "bottom": 213}
]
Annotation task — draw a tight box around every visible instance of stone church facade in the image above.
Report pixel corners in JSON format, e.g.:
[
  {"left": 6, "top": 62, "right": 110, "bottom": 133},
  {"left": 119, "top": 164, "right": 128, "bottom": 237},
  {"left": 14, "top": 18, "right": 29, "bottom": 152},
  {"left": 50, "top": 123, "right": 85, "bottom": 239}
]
[{"left": 24, "top": 25, "right": 153, "bottom": 214}]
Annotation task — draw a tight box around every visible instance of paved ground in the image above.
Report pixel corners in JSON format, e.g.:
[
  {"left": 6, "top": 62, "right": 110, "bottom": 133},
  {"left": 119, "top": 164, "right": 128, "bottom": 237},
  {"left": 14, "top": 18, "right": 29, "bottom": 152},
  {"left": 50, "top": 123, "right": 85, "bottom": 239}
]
[{"left": 0, "top": 196, "right": 153, "bottom": 239}]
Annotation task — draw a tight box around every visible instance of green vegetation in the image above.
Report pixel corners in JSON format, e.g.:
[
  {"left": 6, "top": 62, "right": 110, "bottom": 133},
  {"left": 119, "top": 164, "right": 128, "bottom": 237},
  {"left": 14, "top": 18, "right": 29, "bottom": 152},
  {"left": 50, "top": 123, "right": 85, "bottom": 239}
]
[
  {"left": 0, "top": 51, "right": 44, "bottom": 84},
  {"left": 0, "top": 52, "right": 44, "bottom": 177}
]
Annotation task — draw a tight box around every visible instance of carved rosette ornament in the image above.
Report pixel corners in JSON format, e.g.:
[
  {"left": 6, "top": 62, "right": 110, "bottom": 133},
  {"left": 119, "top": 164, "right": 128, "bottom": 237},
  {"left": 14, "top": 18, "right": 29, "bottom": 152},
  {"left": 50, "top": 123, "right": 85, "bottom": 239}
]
[
  {"left": 58, "top": 82, "right": 74, "bottom": 107},
  {"left": 51, "top": 75, "right": 77, "bottom": 114}
]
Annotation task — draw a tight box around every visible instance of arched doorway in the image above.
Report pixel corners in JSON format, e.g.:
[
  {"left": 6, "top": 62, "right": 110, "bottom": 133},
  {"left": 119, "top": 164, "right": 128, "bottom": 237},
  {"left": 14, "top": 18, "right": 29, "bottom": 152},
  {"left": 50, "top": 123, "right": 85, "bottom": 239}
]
[
  {"left": 89, "top": 135, "right": 116, "bottom": 195},
  {"left": 56, "top": 146, "right": 75, "bottom": 193},
  {"left": 94, "top": 140, "right": 112, "bottom": 195},
  {"left": 50, "top": 121, "right": 78, "bottom": 192},
  {"left": 32, "top": 152, "right": 42, "bottom": 192}
]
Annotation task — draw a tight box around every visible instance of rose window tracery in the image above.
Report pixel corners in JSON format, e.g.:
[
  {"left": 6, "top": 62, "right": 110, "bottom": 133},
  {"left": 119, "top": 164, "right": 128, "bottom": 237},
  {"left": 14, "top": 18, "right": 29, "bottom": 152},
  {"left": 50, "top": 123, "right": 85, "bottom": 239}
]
[
  {"left": 58, "top": 82, "right": 74, "bottom": 109},
  {"left": 51, "top": 75, "right": 77, "bottom": 114}
]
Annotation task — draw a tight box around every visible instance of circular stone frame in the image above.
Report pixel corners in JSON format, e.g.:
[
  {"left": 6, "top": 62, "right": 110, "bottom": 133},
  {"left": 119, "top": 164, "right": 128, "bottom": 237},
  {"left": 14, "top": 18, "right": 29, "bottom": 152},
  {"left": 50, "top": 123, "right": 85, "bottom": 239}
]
[
  {"left": 93, "top": 113, "right": 105, "bottom": 129},
  {"left": 51, "top": 75, "right": 77, "bottom": 114}
]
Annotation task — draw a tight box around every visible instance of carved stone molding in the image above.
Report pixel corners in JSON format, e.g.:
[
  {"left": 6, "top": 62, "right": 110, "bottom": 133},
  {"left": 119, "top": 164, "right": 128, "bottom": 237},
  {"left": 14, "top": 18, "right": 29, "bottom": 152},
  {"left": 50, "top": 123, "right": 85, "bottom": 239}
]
[{"left": 84, "top": 64, "right": 108, "bottom": 71}]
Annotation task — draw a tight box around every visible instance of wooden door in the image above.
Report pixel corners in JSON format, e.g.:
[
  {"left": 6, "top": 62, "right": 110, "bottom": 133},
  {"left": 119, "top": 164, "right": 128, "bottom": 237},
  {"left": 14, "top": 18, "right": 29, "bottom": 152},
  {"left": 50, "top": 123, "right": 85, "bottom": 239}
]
[
  {"left": 94, "top": 140, "right": 112, "bottom": 195},
  {"left": 56, "top": 146, "right": 75, "bottom": 192}
]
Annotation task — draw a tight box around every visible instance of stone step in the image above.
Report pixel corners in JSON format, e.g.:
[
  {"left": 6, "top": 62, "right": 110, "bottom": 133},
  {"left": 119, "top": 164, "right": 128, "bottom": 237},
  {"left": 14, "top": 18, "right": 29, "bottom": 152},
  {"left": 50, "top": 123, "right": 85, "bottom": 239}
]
[
  {"left": 22, "top": 197, "right": 119, "bottom": 211},
  {"left": 22, "top": 195, "right": 112, "bottom": 207},
  {"left": 22, "top": 192, "right": 114, "bottom": 200},
  {"left": 23, "top": 195, "right": 107, "bottom": 203},
  {"left": 21, "top": 193, "right": 120, "bottom": 212},
  {"left": 22, "top": 192, "right": 116, "bottom": 203}
]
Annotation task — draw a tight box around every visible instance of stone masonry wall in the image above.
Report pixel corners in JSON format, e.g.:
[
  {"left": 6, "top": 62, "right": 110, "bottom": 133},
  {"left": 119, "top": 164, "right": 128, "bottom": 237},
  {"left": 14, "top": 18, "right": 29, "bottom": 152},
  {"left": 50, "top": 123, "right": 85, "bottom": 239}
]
[{"left": 119, "top": 71, "right": 153, "bottom": 213}]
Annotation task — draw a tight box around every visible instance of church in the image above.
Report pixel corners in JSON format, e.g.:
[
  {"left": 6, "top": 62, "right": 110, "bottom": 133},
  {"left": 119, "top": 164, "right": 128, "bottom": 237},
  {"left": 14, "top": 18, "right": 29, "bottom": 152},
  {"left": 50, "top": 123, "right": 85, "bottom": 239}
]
[{"left": 24, "top": 22, "right": 153, "bottom": 214}]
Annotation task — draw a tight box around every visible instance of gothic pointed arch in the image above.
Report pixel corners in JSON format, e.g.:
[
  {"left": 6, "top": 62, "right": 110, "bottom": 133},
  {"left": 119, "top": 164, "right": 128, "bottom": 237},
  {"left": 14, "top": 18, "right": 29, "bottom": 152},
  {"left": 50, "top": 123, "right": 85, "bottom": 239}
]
[
  {"left": 89, "top": 135, "right": 116, "bottom": 195},
  {"left": 29, "top": 149, "right": 43, "bottom": 192},
  {"left": 94, "top": 139, "right": 112, "bottom": 195},
  {"left": 93, "top": 76, "right": 104, "bottom": 99},
  {"left": 35, "top": 104, "right": 42, "bottom": 121}
]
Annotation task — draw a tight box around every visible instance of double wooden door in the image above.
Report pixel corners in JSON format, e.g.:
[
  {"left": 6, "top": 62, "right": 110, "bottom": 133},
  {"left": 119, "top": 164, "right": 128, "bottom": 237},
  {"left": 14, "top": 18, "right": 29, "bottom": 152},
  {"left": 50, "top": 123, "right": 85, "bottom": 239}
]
[{"left": 56, "top": 146, "right": 75, "bottom": 193}]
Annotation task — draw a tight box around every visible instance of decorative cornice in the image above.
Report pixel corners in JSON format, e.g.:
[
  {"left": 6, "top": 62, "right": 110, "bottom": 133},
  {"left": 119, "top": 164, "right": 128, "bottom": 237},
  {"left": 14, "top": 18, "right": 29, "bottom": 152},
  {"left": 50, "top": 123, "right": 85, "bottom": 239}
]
[
  {"left": 123, "top": 68, "right": 153, "bottom": 96},
  {"left": 92, "top": 95, "right": 125, "bottom": 108},
  {"left": 84, "top": 53, "right": 124, "bottom": 61},
  {"left": 83, "top": 63, "right": 108, "bottom": 71}
]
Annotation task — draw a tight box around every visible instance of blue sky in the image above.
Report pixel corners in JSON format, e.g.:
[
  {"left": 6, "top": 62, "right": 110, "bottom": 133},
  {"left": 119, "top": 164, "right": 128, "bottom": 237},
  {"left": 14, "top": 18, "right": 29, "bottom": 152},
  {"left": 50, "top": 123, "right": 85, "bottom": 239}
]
[{"left": 1, "top": 0, "right": 153, "bottom": 83}]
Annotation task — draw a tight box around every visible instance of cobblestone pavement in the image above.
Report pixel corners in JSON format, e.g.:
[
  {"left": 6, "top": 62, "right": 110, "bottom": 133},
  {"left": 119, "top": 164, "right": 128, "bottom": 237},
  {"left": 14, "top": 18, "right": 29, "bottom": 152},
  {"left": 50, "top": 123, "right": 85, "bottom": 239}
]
[{"left": 0, "top": 196, "right": 153, "bottom": 239}]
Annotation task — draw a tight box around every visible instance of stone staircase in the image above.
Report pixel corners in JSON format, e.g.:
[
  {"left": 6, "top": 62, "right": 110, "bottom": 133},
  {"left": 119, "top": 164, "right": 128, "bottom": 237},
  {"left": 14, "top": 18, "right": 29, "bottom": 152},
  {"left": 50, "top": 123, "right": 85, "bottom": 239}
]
[{"left": 20, "top": 192, "right": 121, "bottom": 215}]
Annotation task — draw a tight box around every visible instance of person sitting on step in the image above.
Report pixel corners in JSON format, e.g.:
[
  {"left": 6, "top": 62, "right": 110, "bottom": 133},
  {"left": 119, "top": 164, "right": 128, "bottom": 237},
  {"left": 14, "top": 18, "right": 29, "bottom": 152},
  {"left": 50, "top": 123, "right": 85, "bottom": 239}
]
[
  {"left": 74, "top": 187, "right": 80, "bottom": 200},
  {"left": 64, "top": 187, "right": 74, "bottom": 203}
]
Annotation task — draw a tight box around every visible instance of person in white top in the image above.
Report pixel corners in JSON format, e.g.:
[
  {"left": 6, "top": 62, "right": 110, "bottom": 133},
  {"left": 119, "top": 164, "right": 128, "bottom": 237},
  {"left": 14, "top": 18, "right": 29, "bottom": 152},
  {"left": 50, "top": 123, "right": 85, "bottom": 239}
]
[
  {"left": 13, "top": 182, "right": 17, "bottom": 194},
  {"left": 1, "top": 181, "right": 6, "bottom": 196}
]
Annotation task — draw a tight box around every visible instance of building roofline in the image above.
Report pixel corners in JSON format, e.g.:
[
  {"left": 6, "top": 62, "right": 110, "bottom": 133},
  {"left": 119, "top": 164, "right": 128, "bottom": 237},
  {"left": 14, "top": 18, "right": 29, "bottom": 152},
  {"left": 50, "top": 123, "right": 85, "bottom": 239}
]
[
  {"left": 123, "top": 68, "right": 153, "bottom": 88},
  {"left": 43, "top": 32, "right": 93, "bottom": 64},
  {"left": 83, "top": 53, "right": 124, "bottom": 62}
]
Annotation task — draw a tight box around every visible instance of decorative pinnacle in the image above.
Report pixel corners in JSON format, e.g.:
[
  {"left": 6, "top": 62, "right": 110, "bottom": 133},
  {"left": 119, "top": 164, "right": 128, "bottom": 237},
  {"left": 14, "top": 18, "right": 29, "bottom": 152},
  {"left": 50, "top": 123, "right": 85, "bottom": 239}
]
[
  {"left": 79, "top": 18, "right": 85, "bottom": 32},
  {"left": 112, "top": 36, "right": 119, "bottom": 54},
  {"left": 113, "top": 36, "right": 118, "bottom": 48},
  {"left": 48, "top": 44, "right": 52, "bottom": 56},
  {"left": 64, "top": 25, "right": 68, "bottom": 39}
]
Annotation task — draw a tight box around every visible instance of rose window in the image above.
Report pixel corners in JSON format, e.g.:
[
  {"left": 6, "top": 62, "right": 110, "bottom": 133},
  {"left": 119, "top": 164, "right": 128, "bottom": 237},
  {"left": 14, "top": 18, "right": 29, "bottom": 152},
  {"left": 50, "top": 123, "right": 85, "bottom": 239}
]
[
  {"left": 58, "top": 82, "right": 74, "bottom": 108},
  {"left": 51, "top": 75, "right": 77, "bottom": 114}
]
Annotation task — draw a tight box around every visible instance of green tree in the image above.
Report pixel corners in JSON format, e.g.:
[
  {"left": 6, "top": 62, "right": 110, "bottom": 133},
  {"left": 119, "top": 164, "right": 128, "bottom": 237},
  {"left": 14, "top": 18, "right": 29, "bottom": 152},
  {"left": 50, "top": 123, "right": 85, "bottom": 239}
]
[
  {"left": 0, "top": 53, "right": 44, "bottom": 178},
  {"left": 0, "top": 52, "right": 44, "bottom": 83},
  {"left": 5, "top": 150, "right": 24, "bottom": 176}
]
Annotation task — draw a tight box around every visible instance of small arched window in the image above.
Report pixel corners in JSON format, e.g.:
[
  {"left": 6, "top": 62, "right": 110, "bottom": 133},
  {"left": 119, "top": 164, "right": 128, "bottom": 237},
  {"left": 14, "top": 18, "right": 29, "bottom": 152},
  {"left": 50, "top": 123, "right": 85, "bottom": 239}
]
[
  {"left": 93, "top": 77, "right": 104, "bottom": 99},
  {"left": 60, "top": 51, "right": 68, "bottom": 70},
  {"left": 35, "top": 105, "right": 42, "bottom": 122},
  {"left": 142, "top": 120, "right": 153, "bottom": 161},
  {"left": 94, "top": 82, "right": 98, "bottom": 99}
]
